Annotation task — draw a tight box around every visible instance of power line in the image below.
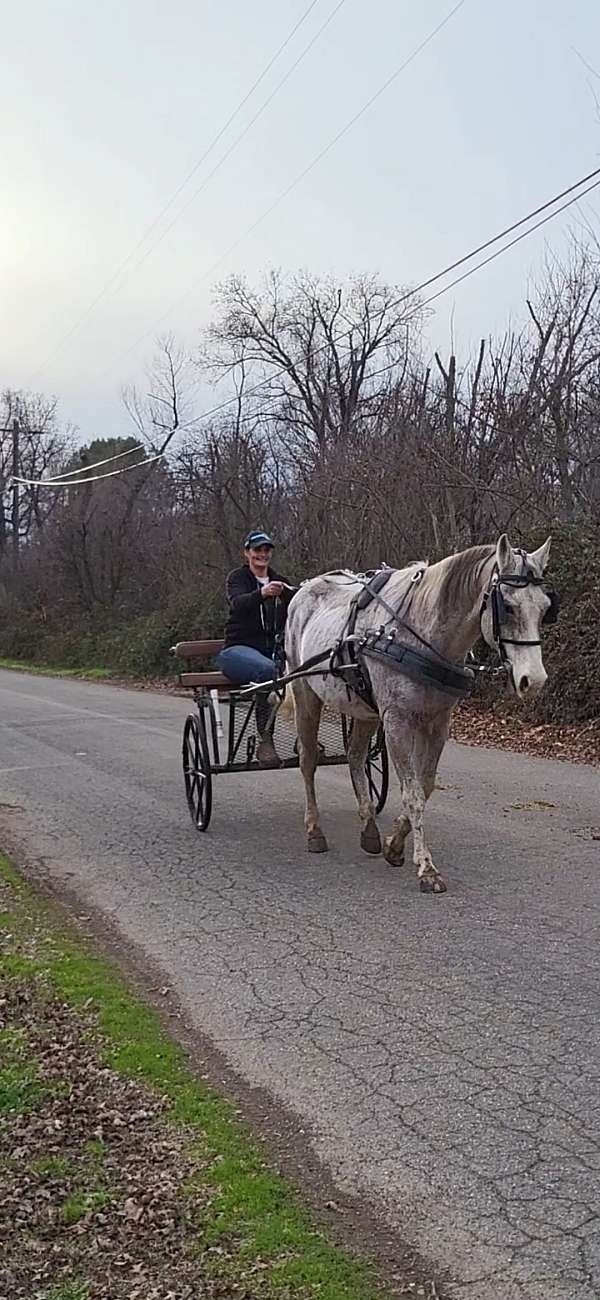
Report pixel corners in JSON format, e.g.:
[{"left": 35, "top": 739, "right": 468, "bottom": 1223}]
[
  {"left": 28, "top": 0, "right": 324, "bottom": 385},
  {"left": 14, "top": 454, "right": 163, "bottom": 489},
  {"left": 40, "top": 442, "right": 145, "bottom": 483},
  {"left": 386, "top": 163, "right": 600, "bottom": 314},
  {"left": 111, "top": 161, "right": 595, "bottom": 455},
  {"left": 24, "top": 146, "right": 593, "bottom": 493},
  {"left": 163, "top": 164, "right": 600, "bottom": 429},
  {"left": 29, "top": 146, "right": 600, "bottom": 488},
  {"left": 24, "top": 156, "right": 596, "bottom": 492},
  {"left": 99, "top": 0, "right": 468, "bottom": 378},
  {"left": 420, "top": 174, "right": 600, "bottom": 309},
  {"left": 89, "top": 0, "right": 349, "bottom": 309},
  {"left": 360, "top": 171, "right": 600, "bottom": 397},
  {"left": 26, "top": 160, "right": 599, "bottom": 490}
]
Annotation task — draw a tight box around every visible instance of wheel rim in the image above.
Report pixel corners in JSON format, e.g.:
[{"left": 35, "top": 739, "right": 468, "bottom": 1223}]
[
  {"left": 183, "top": 715, "right": 212, "bottom": 830},
  {"left": 365, "top": 729, "right": 389, "bottom": 814}
]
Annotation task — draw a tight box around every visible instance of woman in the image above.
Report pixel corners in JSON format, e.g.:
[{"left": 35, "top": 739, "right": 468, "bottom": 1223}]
[{"left": 215, "top": 531, "right": 295, "bottom": 768}]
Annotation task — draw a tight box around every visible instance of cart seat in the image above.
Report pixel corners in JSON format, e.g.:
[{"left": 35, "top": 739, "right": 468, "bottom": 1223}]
[
  {"left": 171, "top": 639, "right": 225, "bottom": 659},
  {"left": 171, "top": 639, "right": 264, "bottom": 692},
  {"left": 171, "top": 640, "right": 231, "bottom": 688},
  {"left": 179, "top": 671, "right": 238, "bottom": 690}
]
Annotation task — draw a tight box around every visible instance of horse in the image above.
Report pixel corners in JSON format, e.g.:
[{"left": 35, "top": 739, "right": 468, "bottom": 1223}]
[{"left": 284, "top": 534, "right": 556, "bottom": 894}]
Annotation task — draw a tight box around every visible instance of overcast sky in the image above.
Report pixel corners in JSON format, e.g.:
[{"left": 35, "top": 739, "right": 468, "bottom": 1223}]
[{"left": 3, "top": 0, "right": 600, "bottom": 441}]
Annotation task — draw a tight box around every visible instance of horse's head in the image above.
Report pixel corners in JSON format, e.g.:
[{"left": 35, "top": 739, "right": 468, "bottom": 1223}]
[{"left": 480, "top": 534, "right": 557, "bottom": 699}]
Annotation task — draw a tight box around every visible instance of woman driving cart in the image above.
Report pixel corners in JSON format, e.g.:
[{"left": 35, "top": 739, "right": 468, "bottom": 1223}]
[{"left": 214, "top": 531, "right": 295, "bottom": 768}]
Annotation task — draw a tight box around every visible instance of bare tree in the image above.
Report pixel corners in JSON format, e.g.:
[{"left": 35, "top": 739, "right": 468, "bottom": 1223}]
[{"left": 202, "top": 270, "right": 423, "bottom": 459}]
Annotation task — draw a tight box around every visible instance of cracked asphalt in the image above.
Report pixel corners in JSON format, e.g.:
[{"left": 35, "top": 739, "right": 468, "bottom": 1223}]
[{"left": 1, "top": 669, "right": 600, "bottom": 1299}]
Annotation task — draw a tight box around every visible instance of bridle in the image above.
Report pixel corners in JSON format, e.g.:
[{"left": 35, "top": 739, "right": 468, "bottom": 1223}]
[{"left": 480, "top": 552, "right": 559, "bottom": 668}]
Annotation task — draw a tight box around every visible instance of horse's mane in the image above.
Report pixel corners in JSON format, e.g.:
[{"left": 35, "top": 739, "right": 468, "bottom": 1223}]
[
  {"left": 301, "top": 548, "right": 496, "bottom": 618},
  {"left": 422, "top": 545, "right": 496, "bottom": 620}
]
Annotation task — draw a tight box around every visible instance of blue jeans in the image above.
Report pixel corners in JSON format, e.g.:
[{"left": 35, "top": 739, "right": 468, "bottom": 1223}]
[{"left": 215, "top": 645, "right": 276, "bottom": 686}]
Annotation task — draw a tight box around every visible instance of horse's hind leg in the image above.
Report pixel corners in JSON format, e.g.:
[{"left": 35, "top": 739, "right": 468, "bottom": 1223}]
[
  {"left": 347, "top": 718, "right": 381, "bottom": 855},
  {"left": 293, "top": 680, "right": 327, "bottom": 853},
  {"left": 383, "top": 813, "right": 410, "bottom": 869}
]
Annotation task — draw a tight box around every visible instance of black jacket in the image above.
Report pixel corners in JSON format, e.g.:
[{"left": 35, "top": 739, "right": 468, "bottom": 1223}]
[{"left": 223, "top": 565, "right": 294, "bottom": 655}]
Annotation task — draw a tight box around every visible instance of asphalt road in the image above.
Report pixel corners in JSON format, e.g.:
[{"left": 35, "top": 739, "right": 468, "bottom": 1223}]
[{"left": 1, "top": 669, "right": 599, "bottom": 1300}]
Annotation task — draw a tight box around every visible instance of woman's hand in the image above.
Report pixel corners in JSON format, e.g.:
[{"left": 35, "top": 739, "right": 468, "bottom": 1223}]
[{"left": 260, "top": 581, "right": 285, "bottom": 599}]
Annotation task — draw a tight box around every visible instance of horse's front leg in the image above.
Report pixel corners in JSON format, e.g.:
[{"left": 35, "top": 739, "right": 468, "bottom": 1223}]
[
  {"left": 346, "top": 717, "right": 381, "bottom": 855},
  {"left": 404, "top": 775, "right": 446, "bottom": 893},
  {"left": 385, "top": 716, "right": 448, "bottom": 893},
  {"left": 293, "top": 681, "right": 327, "bottom": 853}
]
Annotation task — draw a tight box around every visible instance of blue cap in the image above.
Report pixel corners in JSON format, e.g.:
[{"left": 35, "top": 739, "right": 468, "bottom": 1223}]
[{"left": 244, "top": 530, "right": 274, "bottom": 549}]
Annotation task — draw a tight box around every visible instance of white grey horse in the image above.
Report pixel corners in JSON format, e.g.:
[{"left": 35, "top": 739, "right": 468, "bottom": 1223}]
[{"left": 284, "top": 534, "right": 554, "bottom": 894}]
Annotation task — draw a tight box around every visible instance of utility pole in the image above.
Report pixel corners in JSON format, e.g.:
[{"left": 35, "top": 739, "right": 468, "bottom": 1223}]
[
  {"left": 0, "top": 418, "right": 43, "bottom": 567},
  {"left": 11, "top": 420, "right": 19, "bottom": 564}
]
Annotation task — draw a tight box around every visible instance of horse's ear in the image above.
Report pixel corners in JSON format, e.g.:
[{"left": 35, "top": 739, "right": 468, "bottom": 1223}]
[
  {"left": 495, "top": 533, "right": 512, "bottom": 572},
  {"left": 530, "top": 536, "right": 551, "bottom": 573}
]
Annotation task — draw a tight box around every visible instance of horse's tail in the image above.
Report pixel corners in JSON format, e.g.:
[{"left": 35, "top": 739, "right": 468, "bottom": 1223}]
[{"left": 276, "top": 687, "right": 296, "bottom": 726}]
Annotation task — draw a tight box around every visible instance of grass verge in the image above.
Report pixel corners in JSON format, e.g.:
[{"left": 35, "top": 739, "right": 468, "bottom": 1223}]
[
  {"left": 0, "top": 657, "right": 115, "bottom": 680},
  {"left": 0, "top": 854, "right": 419, "bottom": 1300}
]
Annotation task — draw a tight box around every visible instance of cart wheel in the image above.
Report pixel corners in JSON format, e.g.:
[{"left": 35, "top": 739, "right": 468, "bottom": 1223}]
[
  {"left": 183, "top": 712, "right": 212, "bottom": 832},
  {"left": 365, "top": 725, "right": 389, "bottom": 814}
]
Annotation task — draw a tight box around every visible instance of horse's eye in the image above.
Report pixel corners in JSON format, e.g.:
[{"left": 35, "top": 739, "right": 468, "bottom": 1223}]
[{"left": 503, "top": 600, "right": 515, "bottom": 616}]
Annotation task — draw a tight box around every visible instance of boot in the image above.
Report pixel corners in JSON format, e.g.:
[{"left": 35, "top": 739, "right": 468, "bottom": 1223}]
[
  {"left": 255, "top": 694, "right": 282, "bottom": 769},
  {"left": 256, "top": 733, "right": 282, "bottom": 769}
]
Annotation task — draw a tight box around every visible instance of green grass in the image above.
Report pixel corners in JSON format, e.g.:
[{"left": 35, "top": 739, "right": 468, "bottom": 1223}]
[
  {"left": 0, "top": 1059, "right": 48, "bottom": 1115},
  {"left": 0, "top": 852, "right": 388, "bottom": 1300},
  {"left": 0, "top": 1010, "right": 67, "bottom": 1117},
  {"left": 41, "top": 1282, "right": 90, "bottom": 1300},
  {"left": 82, "top": 1137, "right": 106, "bottom": 1165},
  {"left": 30, "top": 1155, "right": 73, "bottom": 1178},
  {"left": 0, "top": 657, "right": 115, "bottom": 680},
  {"left": 59, "top": 1188, "right": 115, "bottom": 1225}
]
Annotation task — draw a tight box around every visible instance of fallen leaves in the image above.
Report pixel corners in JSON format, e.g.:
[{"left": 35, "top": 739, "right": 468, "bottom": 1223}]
[
  {"left": 0, "top": 971, "right": 241, "bottom": 1300},
  {"left": 451, "top": 703, "right": 600, "bottom": 766}
]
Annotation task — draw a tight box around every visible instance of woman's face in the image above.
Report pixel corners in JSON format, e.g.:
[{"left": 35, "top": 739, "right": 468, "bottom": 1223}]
[{"left": 246, "top": 544, "right": 272, "bottom": 571}]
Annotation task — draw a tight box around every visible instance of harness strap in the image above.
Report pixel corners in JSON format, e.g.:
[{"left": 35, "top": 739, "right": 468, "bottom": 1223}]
[
  {"left": 361, "top": 634, "right": 475, "bottom": 698},
  {"left": 240, "top": 562, "right": 484, "bottom": 705},
  {"left": 354, "top": 567, "right": 396, "bottom": 611}
]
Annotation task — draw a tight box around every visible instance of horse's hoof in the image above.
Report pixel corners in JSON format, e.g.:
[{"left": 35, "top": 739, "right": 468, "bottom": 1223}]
[
  {"left": 308, "top": 830, "right": 329, "bottom": 854},
  {"left": 382, "top": 837, "right": 405, "bottom": 869},
  {"left": 360, "top": 820, "right": 382, "bottom": 856},
  {"left": 419, "top": 873, "right": 447, "bottom": 894}
]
